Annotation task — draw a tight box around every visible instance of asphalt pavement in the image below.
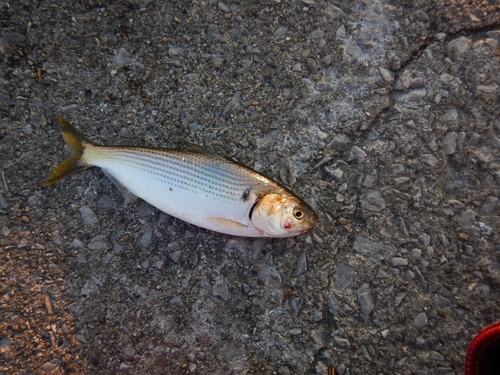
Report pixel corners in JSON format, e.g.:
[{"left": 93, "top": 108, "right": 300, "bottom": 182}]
[{"left": 1, "top": 1, "right": 499, "bottom": 374}]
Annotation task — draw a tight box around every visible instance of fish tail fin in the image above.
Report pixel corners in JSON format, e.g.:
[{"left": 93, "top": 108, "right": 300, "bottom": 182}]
[{"left": 42, "top": 115, "right": 92, "bottom": 186}]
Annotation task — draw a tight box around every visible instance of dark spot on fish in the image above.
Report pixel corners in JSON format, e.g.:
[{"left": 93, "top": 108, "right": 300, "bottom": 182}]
[
  {"left": 241, "top": 187, "right": 251, "bottom": 201},
  {"left": 169, "top": 187, "right": 173, "bottom": 191}
]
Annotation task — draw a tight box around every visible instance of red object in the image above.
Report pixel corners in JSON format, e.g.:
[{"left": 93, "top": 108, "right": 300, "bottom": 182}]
[{"left": 465, "top": 321, "right": 500, "bottom": 375}]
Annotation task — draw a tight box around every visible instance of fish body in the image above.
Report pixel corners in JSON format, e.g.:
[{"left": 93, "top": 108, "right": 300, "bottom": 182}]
[{"left": 43, "top": 116, "right": 318, "bottom": 237}]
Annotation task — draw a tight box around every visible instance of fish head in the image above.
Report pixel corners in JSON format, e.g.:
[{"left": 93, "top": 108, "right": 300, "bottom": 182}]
[{"left": 251, "top": 192, "right": 318, "bottom": 237}]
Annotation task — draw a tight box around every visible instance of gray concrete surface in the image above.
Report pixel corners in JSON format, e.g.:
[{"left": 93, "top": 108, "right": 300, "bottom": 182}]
[{"left": 1, "top": 0, "right": 499, "bottom": 374}]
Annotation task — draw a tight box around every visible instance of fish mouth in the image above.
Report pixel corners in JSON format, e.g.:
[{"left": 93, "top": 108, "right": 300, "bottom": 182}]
[
  {"left": 294, "top": 222, "right": 316, "bottom": 235},
  {"left": 299, "top": 226, "right": 315, "bottom": 234}
]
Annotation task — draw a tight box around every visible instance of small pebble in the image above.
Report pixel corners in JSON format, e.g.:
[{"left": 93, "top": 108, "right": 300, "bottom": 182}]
[
  {"left": 394, "top": 292, "right": 407, "bottom": 307},
  {"left": 392, "top": 257, "right": 408, "bottom": 267},
  {"left": 153, "top": 260, "right": 164, "bottom": 269},
  {"left": 430, "top": 351, "right": 445, "bottom": 361},
  {"left": 97, "top": 195, "right": 114, "bottom": 209},
  {"left": 432, "top": 294, "right": 452, "bottom": 307},
  {"left": 223, "top": 91, "right": 242, "bottom": 116},
  {"left": 379, "top": 67, "right": 395, "bottom": 83},
  {"left": 351, "top": 146, "right": 367, "bottom": 162},
  {"left": 335, "top": 261, "right": 355, "bottom": 290},
  {"left": 140, "top": 228, "right": 153, "bottom": 248},
  {"left": 61, "top": 104, "right": 78, "bottom": 113},
  {"left": 0, "top": 194, "right": 8, "bottom": 209},
  {"left": 295, "top": 252, "right": 307, "bottom": 276},
  {"left": 323, "top": 54, "right": 334, "bottom": 65},
  {"left": 123, "top": 347, "right": 135, "bottom": 358},
  {"left": 79, "top": 206, "right": 97, "bottom": 226},
  {"left": 334, "top": 336, "right": 351, "bottom": 348},
  {"left": 376, "top": 269, "right": 389, "bottom": 279},
  {"left": 72, "top": 238, "right": 83, "bottom": 248},
  {"left": 118, "top": 362, "right": 132, "bottom": 370},
  {"left": 274, "top": 26, "right": 288, "bottom": 38},
  {"left": 413, "top": 312, "right": 428, "bottom": 329},
  {"left": 52, "top": 235, "right": 64, "bottom": 245},
  {"left": 361, "top": 190, "right": 386, "bottom": 212},
  {"left": 307, "top": 58, "right": 318, "bottom": 74},
  {"left": 290, "top": 297, "right": 303, "bottom": 316},
  {"left": 170, "top": 250, "right": 182, "bottom": 263},
  {"left": 357, "top": 283, "right": 375, "bottom": 323},
  {"left": 5, "top": 32, "right": 25, "bottom": 45},
  {"left": 310, "top": 329, "right": 323, "bottom": 346},
  {"left": 409, "top": 249, "right": 422, "bottom": 261},
  {"left": 394, "top": 176, "right": 410, "bottom": 185},
  {"left": 289, "top": 328, "right": 301, "bottom": 335},
  {"left": 442, "top": 108, "right": 458, "bottom": 123},
  {"left": 27, "top": 195, "right": 39, "bottom": 206},
  {"left": 218, "top": 2, "right": 229, "bottom": 12},
  {"left": 316, "top": 81, "right": 335, "bottom": 92},
  {"left": 420, "top": 154, "right": 438, "bottom": 167},
  {"left": 245, "top": 45, "right": 261, "bottom": 54},
  {"left": 88, "top": 234, "right": 106, "bottom": 250},
  {"left": 113, "top": 47, "right": 132, "bottom": 65},
  {"left": 412, "top": 9, "right": 430, "bottom": 23},
  {"left": 41, "top": 362, "right": 58, "bottom": 371},
  {"left": 325, "top": 293, "right": 339, "bottom": 314},
  {"left": 480, "top": 196, "right": 498, "bottom": 214},
  {"left": 169, "top": 296, "right": 184, "bottom": 307},
  {"left": 17, "top": 238, "right": 29, "bottom": 248},
  {"left": 336, "top": 24, "right": 346, "bottom": 38},
  {"left": 449, "top": 36, "right": 470, "bottom": 55},
  {"left": 258, "top": 265, "right": 282, "bottom": 287},
  {"left": 0, "top": 337, "right": 12, "bottom": 347},
  {"left": 168, "top": 45, "right": 185, "bottom": 57},
  {"left": 313, "top": 308, "right": 323, "bottom": 322},
  {"left": 328, "top": 133, "right": 349, "bottom": 149},
  {"left": 443, "top": 132, "right": 458, "bottom": 154},
  {"left": 310, "top": 28, "right": 325, "bottom": 39},
  {"left": 418, "top": 234, "right": 431, "bottom": 246},
  {"left": 257, "top": 129, "right": 280, "bottom": 149}
]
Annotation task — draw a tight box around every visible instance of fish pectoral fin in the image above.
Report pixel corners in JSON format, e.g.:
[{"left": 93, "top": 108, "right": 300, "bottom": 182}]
[
  {"left": 207, "top": 217, "right": 248, "bottom": 229},
  {"left": 102, "top": 170, "right": 138, "bottom": 204},
  {"left": 183, "top": 143, "right": 222, "bottom": 158}
]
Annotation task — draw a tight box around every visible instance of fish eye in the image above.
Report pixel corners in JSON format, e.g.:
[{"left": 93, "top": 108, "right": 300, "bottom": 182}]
[{"left": 293, "top": 207, "right": 304, "bottom": 220}]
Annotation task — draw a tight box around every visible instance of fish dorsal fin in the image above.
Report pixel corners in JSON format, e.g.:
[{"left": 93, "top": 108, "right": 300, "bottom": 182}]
[{"left": 183, "top": 143, "right": 222, "bottom": 158}]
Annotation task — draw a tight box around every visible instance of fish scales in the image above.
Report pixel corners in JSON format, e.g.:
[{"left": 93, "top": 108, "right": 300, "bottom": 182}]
[
  {"left": 105, "top": 148, "right": 254, "bottom": 185},
  {"left": 89, "top": 147, "right": 258, "bottom": 200}
]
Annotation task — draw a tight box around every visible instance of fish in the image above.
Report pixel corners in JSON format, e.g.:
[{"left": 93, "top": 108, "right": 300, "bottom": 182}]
[{"left": 43, "top": 115, "right": 318, "bottom": 237}]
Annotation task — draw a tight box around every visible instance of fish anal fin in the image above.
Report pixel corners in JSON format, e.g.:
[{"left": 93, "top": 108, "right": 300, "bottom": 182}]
[
  {"left": 103, "top": 170, "right": 138, "bottom": 204},
  {"left": 207, "top": 217, "right": 248, "bottom": 229}
]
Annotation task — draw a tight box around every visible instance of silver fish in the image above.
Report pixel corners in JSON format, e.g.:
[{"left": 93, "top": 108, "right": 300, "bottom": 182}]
[{"left": 43, "top": 115, "right": 318, "bottom": 237}]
